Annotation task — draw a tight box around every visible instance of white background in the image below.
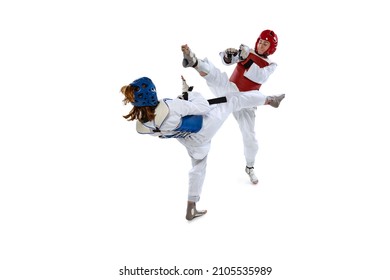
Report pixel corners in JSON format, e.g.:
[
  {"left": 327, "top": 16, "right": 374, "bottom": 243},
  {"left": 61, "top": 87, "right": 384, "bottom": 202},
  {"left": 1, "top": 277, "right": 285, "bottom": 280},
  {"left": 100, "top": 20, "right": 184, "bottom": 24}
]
[{"left": 1, "top": 0, "right": 389, "bottom": 279}]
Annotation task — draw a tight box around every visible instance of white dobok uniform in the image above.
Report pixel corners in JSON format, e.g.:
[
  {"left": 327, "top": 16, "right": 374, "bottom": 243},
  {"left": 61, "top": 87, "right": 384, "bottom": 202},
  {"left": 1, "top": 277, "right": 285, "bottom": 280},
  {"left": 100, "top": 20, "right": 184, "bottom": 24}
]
[
  {"left": 136, "top": 61, "right": 267, "bottom": 202},
  {"left": 219, "top": 49, "right": 277, "bottom": 167}
]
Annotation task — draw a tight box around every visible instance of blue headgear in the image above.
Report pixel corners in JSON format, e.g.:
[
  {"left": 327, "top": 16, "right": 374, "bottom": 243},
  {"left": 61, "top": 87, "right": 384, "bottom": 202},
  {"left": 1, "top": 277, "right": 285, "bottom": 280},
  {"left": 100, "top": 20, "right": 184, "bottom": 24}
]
[{"left": 130, "top": 77, "right": 158, "bottom": 107}]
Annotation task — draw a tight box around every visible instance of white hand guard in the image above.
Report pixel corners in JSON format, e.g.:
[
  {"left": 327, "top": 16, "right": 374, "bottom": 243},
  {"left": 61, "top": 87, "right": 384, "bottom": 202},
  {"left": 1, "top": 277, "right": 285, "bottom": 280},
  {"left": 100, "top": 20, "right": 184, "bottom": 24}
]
[
  {"left": 238, "top": 44, "right": 250, "bottom": 60},
  {"left": 178, "top": 76, "right": 193, "bottom": 100}
]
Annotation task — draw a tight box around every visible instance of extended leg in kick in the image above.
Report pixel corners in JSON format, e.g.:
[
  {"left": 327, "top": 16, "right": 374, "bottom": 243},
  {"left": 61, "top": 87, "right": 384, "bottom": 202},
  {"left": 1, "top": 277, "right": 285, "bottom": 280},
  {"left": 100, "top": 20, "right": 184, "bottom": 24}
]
[
  {"left": 181, "top": 44, "right": 209, "bottom": 76},
  {"left": 266, "top": 94, "right": 285, "bottom": 108}
]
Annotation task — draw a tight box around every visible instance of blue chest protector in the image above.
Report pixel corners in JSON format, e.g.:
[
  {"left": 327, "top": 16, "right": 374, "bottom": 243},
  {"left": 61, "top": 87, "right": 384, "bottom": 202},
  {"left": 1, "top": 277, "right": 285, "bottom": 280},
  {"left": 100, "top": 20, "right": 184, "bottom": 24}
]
[
  {"left": 136, "top": 99, "right": 203, "bottom": 139},
  {"left": 164, "top": 114, "right": 203, "bottom": 138}
]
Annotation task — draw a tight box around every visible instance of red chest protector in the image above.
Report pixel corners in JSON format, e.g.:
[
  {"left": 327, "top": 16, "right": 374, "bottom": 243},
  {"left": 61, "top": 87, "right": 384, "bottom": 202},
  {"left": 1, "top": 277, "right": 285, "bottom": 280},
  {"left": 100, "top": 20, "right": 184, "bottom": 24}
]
[{"left": 229, "top": 51, "right": 269, "bottom": 91}]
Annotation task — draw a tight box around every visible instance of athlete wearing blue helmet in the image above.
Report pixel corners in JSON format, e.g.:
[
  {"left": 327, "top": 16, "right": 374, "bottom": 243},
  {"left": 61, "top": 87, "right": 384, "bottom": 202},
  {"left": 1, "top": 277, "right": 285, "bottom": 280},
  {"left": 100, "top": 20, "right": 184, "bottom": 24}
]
[{"left": 130, "top": 77, "right": 158, "bottom": 107}]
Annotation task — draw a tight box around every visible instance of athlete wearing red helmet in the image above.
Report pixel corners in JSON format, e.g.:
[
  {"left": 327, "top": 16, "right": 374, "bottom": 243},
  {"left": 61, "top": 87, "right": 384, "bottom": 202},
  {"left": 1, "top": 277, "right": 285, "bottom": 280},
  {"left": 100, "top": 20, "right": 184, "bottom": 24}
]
[
  {"left": 255, "top": 29, "right": 278, "bottom": 56},
  {"left": 218, "top": 29, "right": 282, "bottom": 185}
]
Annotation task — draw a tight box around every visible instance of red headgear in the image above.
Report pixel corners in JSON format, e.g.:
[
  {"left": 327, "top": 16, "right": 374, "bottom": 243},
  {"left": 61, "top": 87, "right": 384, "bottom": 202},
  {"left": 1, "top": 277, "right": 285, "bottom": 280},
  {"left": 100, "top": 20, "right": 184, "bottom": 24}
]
[{"left": 255, "top": 29, "right": 278, "bottom": 56}]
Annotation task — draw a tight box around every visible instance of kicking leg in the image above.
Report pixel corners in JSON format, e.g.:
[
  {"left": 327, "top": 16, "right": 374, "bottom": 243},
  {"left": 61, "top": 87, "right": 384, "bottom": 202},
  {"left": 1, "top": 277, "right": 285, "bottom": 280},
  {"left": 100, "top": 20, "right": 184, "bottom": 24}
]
[
  {"left": 181, "top": 44, "right": 209, "bottom": 76},
  {"left": 265, "top": 94, "right": 285, "bottom": 108}
]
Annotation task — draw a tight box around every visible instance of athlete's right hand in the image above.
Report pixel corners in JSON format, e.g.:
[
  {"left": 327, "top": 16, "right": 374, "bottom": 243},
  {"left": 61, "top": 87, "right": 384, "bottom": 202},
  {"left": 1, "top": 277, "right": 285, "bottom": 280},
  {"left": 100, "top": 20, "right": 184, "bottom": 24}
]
[
  {"left": 225, "top": 48, "right": 238, "bottom": 59},
  {"left": 222, "top": 48, "right": 239, "bottom": 64}
]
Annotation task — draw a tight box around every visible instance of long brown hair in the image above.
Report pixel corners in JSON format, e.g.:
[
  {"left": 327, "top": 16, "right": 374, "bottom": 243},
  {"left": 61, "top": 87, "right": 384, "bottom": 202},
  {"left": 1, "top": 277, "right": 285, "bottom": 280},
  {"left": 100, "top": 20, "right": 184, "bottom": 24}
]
[{"left": 120, "top": 85, "right": 156, "bottom": 122}]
